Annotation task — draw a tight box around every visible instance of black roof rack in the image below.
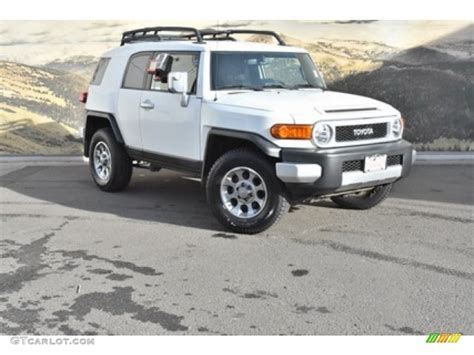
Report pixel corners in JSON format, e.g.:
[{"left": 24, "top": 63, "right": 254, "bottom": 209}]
[
  {"left": 121, "top": 27, "right": 204, "bottom": 46},
  {"left": 121, "top": 27, "right": 286, "bottom": 46},
  {"left": 203, "top": 29, "right": 286, "bottom": 45}
]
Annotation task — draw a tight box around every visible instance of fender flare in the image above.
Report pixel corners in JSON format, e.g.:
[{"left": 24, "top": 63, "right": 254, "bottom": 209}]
[
  {"left": 84, "top": 111, "right": 124, "bottom": 156},
  {"left": 206, "top": 128, "right": 281, "bottom": 158},
  {"left": 86, "top": 111, "right": 124, "bottom": 143},
  {"left": 201, "top": 128, "right": 281, "bottom": 180}
]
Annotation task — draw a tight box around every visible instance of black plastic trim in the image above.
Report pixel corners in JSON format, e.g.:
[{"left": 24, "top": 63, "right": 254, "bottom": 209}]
[
  {"left": 201, "top": 128, "right": 281, "bottom": 182},
  {"left": 126, "top": 147, "right": 202, "bottom": 175},
  {"left": 206, "top": 128, "right": 281, "bottom": 158},
  {"left": 86, "top": 111, "right": 124, "bottom": 143},
  {"left": 280, "top": 140, "right": 413, "bottom": 200},
  {"left": 84, "top": 111, "right": 125, "bottom": 157}
]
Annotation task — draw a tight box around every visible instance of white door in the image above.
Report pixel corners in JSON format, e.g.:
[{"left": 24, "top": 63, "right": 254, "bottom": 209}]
[
  {"left": 140, "top": 52, "right": 201, "bottom": 161},
  {"left": 117, "top": 52, "right": 154, "bottom": 150},
  {"left": 117, "top": 89, "right": 143, "bottom": 149}
]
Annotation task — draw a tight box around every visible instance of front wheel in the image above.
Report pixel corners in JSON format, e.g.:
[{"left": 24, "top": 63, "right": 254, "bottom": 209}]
[
  {"left": 206, "top": 149, "right": 289, "bottom": 234},
  {"left": 330, "top": 184, "right": 393, "bottom": 210}
]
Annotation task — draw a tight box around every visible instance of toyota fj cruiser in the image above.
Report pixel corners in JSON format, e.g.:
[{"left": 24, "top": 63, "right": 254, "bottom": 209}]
[{"left": 81, "top": 27, "right": 415, "bottom": 234}]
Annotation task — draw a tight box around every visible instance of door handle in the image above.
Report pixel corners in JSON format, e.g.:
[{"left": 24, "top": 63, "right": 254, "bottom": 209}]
[{"left": 140, "top": 100, "right": 155, "bottom": 110}]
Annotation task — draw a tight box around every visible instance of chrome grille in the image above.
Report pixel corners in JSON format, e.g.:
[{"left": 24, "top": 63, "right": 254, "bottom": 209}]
[{"left": 335, "top": 123, "right": 388, "bottom": 142}]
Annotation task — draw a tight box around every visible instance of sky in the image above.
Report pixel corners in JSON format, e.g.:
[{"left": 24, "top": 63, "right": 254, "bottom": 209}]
[{"left": 0, "top": 20, "right": 471, "bottom": 65}]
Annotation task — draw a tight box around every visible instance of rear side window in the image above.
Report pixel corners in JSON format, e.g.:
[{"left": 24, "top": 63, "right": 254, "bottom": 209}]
[
  {"left": 91, "top": 58, "right": 110, "bottom": 85},
  {"left": 123, "top": 52, "right": 152, "bottom": 89}
]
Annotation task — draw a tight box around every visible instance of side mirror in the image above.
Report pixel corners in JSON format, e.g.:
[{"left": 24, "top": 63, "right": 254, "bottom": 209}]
[{"left": 168, "top": 72, "right": 189, "bottom": 107}]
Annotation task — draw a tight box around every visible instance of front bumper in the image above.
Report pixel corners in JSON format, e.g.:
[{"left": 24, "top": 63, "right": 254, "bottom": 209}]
[{"left": 276, "top": 140, "right": 414, "bottom": 200}]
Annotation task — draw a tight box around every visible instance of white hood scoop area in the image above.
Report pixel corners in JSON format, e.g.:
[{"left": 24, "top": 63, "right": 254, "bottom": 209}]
[{"left": 324, "top": 107, "right": 379, "bottom": 114}]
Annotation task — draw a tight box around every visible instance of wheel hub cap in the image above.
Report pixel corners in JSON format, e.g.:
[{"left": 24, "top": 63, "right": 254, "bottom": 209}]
[
  {"left": 220, "top": 167, "right": 268, "bottom": 219},
  {"left": 93, "top": 142, "right": 112, "bottom": 182}
]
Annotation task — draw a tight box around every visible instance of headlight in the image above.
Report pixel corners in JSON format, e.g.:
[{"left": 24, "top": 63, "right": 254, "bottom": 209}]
[
  {"left": 392, "top": 118, "right": 403, "bottom": 138},
  {"left": 313, "top": 122, "right": 333, "bottom": 145}
]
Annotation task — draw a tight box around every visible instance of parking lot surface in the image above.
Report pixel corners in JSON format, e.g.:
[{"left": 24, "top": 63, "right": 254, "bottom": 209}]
[{"left": 0, "top": 160, "right": 472, "bottom": 335}]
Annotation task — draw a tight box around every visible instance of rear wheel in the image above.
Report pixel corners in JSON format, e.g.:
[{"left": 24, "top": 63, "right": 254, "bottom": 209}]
[
  {"left": 330, "top": 184, "right": 392, "bottom": 210},
  {"left": 89, "top": 128, "right": 132, "bottom": 192},
  {"left": 206, "top": 149, "right": 289, "bottom": 234}
]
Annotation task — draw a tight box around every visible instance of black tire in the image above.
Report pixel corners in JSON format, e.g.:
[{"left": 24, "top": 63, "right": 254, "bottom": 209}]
[
  {"left": 89, "top": 127, "right": 132, "bottom": 192},
  {"left": 206, "top": 148, "right": 289, "bottom": 234},
  {"left": 330, "top": 183, "right": 393, "bottom": 210}
]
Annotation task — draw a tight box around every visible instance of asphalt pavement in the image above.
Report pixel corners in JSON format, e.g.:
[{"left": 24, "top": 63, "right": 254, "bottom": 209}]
[{"left": 0, "top": 159, "right": 472, "bottom": 335}]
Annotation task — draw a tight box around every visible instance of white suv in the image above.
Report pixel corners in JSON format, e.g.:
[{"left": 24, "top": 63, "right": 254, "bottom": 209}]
[{"left": 81, "top": 27, "right": 415, "bottom": 234}]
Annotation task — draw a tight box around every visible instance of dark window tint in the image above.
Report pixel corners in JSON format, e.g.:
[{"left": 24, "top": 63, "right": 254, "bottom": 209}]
[
  {"left": 91, "top": 58, "right": 110, "bottom": 85},
  {"left": 123, "top": 52, "right": 152, "bottom": 89}
]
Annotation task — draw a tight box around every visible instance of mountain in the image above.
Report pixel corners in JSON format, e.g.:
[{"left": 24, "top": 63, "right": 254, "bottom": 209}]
[
  {"left": 0, "top": 61, "right": 88, "bottom": 128},
  {"left": 331, "top": 49, "right": 474, "bottom": 150},
  {"left": 0, "top": 103, "right": 81, "bottom": 155},
  {"left": 389, "top": 46, "right": 460, "bottom": 66},
  {"left": 44, "top": 55, "right": 98, "bottom": 80},
  {"left": 249, "top": 34, "right": 396, "bottom": 83},
  {"left": 0, "top": 61, "right": 86, "bottom": 154},
  {"left": 424, "top": 24, "right": 474, "bottom": 60}
]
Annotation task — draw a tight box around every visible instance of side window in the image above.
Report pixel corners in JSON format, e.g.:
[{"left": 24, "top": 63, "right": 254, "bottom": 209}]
[
  {"left": 150, "top": 52, "right": 199, "bottom": 94},
  {"left": 91, "top": 58, "right": 110, "bottom": 85},
  {"left": 123, "top": 52, "right": 152, "bottom": 89}
]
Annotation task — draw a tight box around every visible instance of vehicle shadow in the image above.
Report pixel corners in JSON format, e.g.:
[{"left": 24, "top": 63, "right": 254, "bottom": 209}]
[
  {"left": 0, "top": 164, "right": 224, "bottom": 232},
  {"left": 304, "top": 164, "right": 473, "bottom": 207},
  {"left": 1, "top": 164, "right": 471, "bottom": 233}
]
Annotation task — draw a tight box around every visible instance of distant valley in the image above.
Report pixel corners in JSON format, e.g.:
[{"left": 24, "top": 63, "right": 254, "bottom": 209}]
[
  {"left": 0, "top": 24, "right": 472, "bottom": 154},
  {"left": 43, "top": 55, "right": 98, "bottom": 80},
  {"left": 0, "top": 61, "right": 88, "bottom": 154}
]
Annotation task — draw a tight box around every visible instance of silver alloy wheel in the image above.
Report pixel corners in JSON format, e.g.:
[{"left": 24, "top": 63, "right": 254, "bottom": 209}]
[
  {"left": 220, "top": 167, "right": 268, "bottom": 219},
  {"left": 93, "top": 141, "right": 112, "bottom": 182}
]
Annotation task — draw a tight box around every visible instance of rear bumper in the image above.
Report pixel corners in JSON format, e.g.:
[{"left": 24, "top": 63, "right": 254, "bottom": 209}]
[{"left": 276, "top": 140, "right": 414, "bottom": 200}]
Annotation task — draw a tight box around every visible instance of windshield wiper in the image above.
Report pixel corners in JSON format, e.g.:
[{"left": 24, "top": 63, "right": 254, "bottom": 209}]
[
  {"left": 218, "top": 85, "right": 263, "bottom": 91},
  {"left": 290, "top": 84, "right": 326, "bottom": 90},
  {"left": 261, "top": 83, "right": 294, "bottom": 90}
]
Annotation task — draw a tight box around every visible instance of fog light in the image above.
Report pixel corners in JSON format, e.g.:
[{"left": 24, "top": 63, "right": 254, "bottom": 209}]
[
  {"left": 392, "top": 118, "right": 403, "bottom": 137},
  {"left": 313, "top": 122, "right": 332, "bottom": 145}
]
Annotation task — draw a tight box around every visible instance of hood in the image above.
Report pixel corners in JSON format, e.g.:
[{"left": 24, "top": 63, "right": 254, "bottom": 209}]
[{"left": 213, "top": 90, "right": 398, "bottom": 123}]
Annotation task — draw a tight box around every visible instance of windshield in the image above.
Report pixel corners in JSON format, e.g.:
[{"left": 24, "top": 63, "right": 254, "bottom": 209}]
[{"left": 211, "top": 52, "right": 326, "bottom": 91}]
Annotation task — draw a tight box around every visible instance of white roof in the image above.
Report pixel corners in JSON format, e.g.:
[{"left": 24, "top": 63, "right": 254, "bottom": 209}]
[{"left": 103, "top": 40, "right": 307, "bottom": 57}]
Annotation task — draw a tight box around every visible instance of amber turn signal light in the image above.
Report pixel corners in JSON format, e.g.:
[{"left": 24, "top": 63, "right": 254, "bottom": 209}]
[{"left": 271, "top": 124, "right": 313, "bottom": 139}]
